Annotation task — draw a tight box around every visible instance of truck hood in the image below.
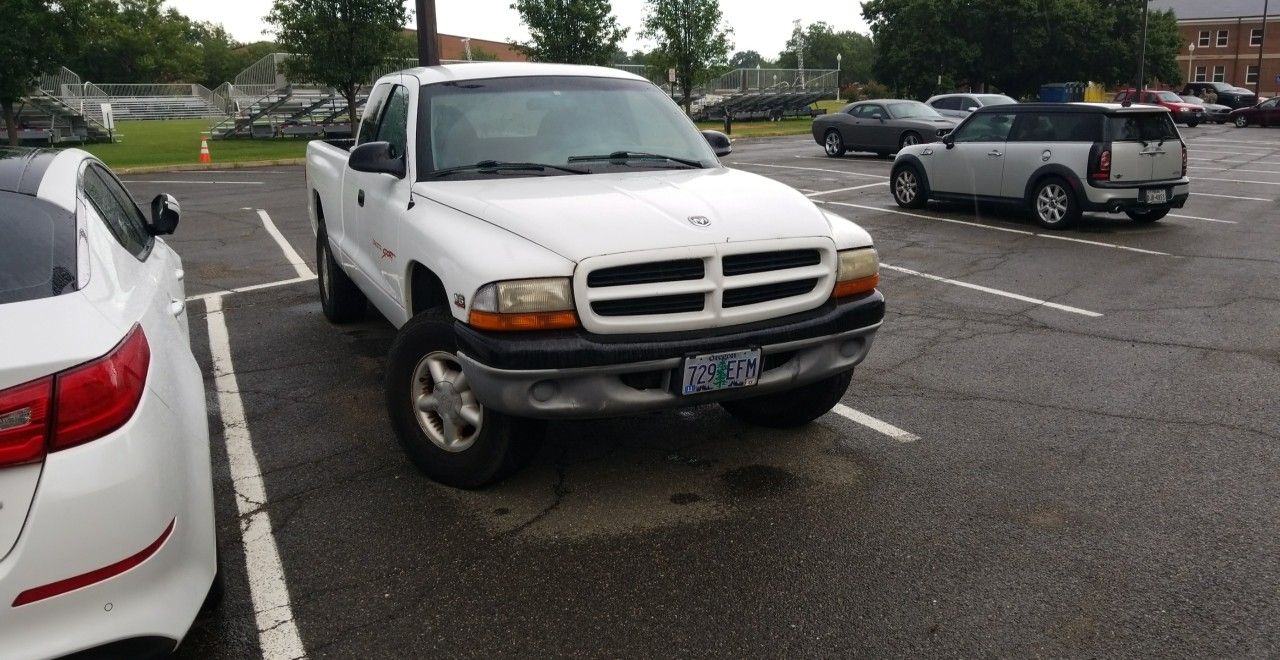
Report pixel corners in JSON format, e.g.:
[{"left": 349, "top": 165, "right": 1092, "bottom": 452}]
[{"left": 412, "top": 168, "right": 852, "bottom": 262}]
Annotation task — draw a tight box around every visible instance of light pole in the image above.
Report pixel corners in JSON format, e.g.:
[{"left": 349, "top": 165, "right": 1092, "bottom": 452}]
[
  {"left": 1135, "top": 0, "right": 1151, "bottom": 92},
  {"left": 836, "top": 53, "right": 843, "bottom": 101},
  {"left": 1188, "top": 42, "right": 1196, "bottom": 82},
  {"left": 1257, "top": 0, "right": 1270, "bottom": 95},
  {"left": 415, "top": 0, "right": 440, "bottom": 67}
]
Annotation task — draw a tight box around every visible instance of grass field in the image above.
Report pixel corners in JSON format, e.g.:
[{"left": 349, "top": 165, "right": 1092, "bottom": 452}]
[
  {"left": 696, "top": 98, "right": 847, "bottom": 139},
  {"left": 82, "top": 119, "right": 311, "bottom": 169}
]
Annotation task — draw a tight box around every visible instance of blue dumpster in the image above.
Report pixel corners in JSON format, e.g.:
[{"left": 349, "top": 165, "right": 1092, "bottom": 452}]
[{"left": 1040, "top": 83, "right": 1070, "bottom": 103}]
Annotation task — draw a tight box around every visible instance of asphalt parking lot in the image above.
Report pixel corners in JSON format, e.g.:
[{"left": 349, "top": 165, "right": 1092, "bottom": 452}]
[{"left": 122, "top": 122, "right": 1280, "bottom": 658}]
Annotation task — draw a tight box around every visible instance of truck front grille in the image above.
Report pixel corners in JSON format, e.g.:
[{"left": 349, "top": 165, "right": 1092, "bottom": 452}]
[{"left": 574, "top": 239, "right": 837, "bottom": 334}]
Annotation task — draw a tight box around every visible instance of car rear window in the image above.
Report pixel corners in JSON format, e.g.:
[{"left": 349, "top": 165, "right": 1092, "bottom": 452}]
[
  {"left": 1010, "top": 112, "right": 1103, "bottom": 142},
  {"left": 0, "top": 191, "right": 77, "bottom": 305},
  {"left": 1107, "top": 113, "right": 1179, "bottom": 142}
]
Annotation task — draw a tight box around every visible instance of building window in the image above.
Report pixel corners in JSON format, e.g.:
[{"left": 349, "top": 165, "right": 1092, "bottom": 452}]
[
  {"left": 1251, "top": 28, "right": 1264, "bottom": 46},
  {"left": 1194, "top": 66, "right": 1207, "bottom": 82},
  {"left": 1217, "top": 30, "right": 1229, "bottom": 47},
  {"left": 1199, "top": 30, "right": 1211, "bottom": 47},
  {"left": 1246, "top": 65, "right": 1260, "bottom": 85},
  {"left": 1212, "top": 65, "right": 1226, "bottom": 82}
]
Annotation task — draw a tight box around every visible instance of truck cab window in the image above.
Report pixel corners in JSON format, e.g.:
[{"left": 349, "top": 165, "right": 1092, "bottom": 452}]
[
  {"left": 376, "top": 86, "right": 411, "bottom": 159},
  {"left": 357, "top": 84, "right": 392, "bottom": 145}
]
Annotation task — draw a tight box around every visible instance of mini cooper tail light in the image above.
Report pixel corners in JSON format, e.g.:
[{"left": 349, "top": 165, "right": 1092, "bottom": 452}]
[
  {"left": 1090, "top": 143, "right": 1112, "bottom": 181},
  {"left": 0, "top": 377, "right": 54, "bottom": 467},
  {"left": 52, "top": 325, "right": 150, "bottom": 451}
]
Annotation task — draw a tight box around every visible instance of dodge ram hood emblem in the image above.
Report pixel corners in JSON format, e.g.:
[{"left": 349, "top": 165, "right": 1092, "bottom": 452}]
[{"left": 688, "top": 215, "right": 712, "bottom": 227}]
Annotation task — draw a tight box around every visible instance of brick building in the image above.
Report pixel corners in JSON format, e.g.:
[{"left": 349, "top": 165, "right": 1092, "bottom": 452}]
[
  {"left": 401, "top": 31, "right": 529, "bottom": 63},
  {"left": 1156, "top": 0, "right": 1278, "bottom": 94}
]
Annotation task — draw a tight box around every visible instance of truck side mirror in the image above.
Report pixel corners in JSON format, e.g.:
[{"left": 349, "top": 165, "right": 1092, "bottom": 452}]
[
  {"left": 701, "top": 130, "right": 732, "bottom": 157},
  {"left": 349, "top": 141, "right": 406, "bottom": 179},
  {"left": 148, "top": 193, "right": 180, "bottom": 235}
]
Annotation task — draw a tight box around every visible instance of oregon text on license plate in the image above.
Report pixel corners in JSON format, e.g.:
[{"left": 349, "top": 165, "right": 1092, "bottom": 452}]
[
  {"left": 681, "top": 348, "right": 762, "bottom": 395},
  {"left": 1145, "top": 189, "right": 1168, "bottom": 204}
]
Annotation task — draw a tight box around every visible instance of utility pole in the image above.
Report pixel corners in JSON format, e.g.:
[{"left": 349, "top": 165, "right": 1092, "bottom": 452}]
[
  {"left": 416, "top": 0, "right": 440, "bottom": 67},
  {"left": 1135, "top": 0, "right": 1150, "bottom": 92},
  {"left": 1258, "top": 0, "right": 1270, "bottom": 95}
]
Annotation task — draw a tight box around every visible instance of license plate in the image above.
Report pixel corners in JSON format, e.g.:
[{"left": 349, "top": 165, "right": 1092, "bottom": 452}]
[
  {"left": 1145, "top": 189, "right": 1168, "bottom": 204},
  {"left": 681, "top": 348, "right": 761, "bottom": 395}
]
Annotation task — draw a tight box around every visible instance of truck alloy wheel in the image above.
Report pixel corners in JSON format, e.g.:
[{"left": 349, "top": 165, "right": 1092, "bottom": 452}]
[
  {"left": 411, "top": 351, "right": 483, "bottom": 452},
  {"left": 385, "top": 310, "right": 543, "bottom": 488}
]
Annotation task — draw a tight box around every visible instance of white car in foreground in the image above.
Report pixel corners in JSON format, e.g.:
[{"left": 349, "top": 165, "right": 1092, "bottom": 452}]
[{"left": 0, "top": 148, "right": 217, "bottom": 658}]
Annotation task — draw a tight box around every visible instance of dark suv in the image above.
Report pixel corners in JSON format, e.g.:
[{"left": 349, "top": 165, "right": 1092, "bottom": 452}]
[{"left": 1180, "top": 82, "right": 1258, "bottom": 109}]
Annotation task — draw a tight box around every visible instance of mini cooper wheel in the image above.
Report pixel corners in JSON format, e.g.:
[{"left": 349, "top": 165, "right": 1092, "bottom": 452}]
[
  {"left": 824, "top": 129, "right": 847, "bottom": 157},
  {"left": 892, "top": 165, "right": 927, "bottom": 209},
  {"left": 1030, "top": 177, "right": 1080, "bottom": 229},
  {"left": 385, "top": 310, "right": 543, "bottom": 488},
  {"left": 317, "top": 225, "right": 367, "bottom": 323},
  {"left": 899, "top": 132, "right": 922, "bottom": 150},
  {"left": 1235, "top": 115, "right": 1249, "bottom": 128}
]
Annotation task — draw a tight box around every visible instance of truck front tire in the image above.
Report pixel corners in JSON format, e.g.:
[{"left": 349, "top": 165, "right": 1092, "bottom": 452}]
[
  {"left": 385, "top": 310, "right": 544, "bottom": 488},
  {"left": 317, "top": 227, "right": 367, "bottom": 323},
  {"left": 719, "top": 371, "right": 854, "bottom": 428}
]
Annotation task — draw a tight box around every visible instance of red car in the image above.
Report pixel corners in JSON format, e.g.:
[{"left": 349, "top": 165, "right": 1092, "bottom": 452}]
[
  {"left": 1228, "top": 97, "right": 1280, "bottom": 127},
  {"left": 1113, "top": 89, "right": 1206, "bottom": 127}
]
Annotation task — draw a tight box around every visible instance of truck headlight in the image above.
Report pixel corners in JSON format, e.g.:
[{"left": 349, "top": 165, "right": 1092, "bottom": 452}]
[
  {"left": 833, "top": 248, "right": 879, "bottom": 298},
  {"left": 469, "top": 278, "right": 578, "bottom": 331}
]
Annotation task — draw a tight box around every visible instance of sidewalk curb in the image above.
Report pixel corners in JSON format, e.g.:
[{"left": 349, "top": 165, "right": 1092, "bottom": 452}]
[{"left": 115, "top": 158, "right": 306, "bottom": 175}]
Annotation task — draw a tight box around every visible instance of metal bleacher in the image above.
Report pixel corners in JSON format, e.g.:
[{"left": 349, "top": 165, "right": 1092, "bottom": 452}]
[
  {"left": 0, "top": 69, "right": 114, "bottom": 145},
  {"left": 614, "top": 66, "right": 839, "bottom": 122}
]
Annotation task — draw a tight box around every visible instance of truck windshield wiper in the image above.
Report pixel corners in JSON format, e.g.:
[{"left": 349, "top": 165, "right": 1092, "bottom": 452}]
[
  {"left": 426, "top": 160, "right": 589, "bottom": 178},
  {"left": 568, "top": 151, "right": 704, "bottom": 169}
]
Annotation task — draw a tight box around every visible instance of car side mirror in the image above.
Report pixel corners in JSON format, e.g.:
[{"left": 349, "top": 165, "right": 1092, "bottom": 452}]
[
  {"left": 872, "top": 113, "right": 886, "bottom": 122},
  {"left": 942, "top": 134, "right": 956, "bottom": 149},
  {"left": 967, "top": 107, "right": 979, "bottom": 112},
  {"left": 148, "top": 194, "right": 180, "bottom": 235},
  {"left": 701, "top": 129, "right": 732, "bottom": 157},
  {"left": 349, "top": 141, "right": 406, "bottom": 179}
]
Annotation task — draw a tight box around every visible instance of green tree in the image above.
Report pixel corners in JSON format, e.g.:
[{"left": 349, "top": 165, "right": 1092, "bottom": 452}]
[
  {"left": 267, "top": 0, "right": 410, "bottom": 130},
  {"left": 776, "top": 22, "right": 876, "bottom": 88},
  {"left": 641, "top": 0, "right": 733, "bottom": 114},
  {"left": 0, "top": 0, "right": 87, "bottom": 145},
  {"left": 729, "top": 50, "right": 765, "bottom": 69},
  {"left": 512, "top": 0, "right": 628, "bottom": 65},
  {"left": 66, "top": 0, "right": 205, "bottom": 83}
]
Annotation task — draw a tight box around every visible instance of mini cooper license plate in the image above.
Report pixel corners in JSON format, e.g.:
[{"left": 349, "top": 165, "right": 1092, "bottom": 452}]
[
  {"left": 1145, "top": 188, "right": 1168, "bottom": 204},
  {"left": 681, "top": 348, "right": 761, "bottom": 395}
]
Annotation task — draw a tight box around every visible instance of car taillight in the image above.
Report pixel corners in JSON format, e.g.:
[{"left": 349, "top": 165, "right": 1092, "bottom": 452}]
[
  {"left": 53, "top": 325, "right": 150, "bottom": 450},
  {"left": 1090, "top": 144, "right": 1112, "bottom": 181},
  {"left": 0, "top": 377, "right": 53, "bottom": 467},
  {"left": 0, "top": 325, "right": 149, "bottom": 467}
]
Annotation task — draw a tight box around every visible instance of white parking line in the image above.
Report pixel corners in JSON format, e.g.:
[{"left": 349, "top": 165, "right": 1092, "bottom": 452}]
[
  {"left": 1191, "top": 138, "right": 1280, "bottom": 147},
  {"left": 1195, "top": 176, "right": 1280, "bottom": 186},
  {"left": 819, "top": 202, "right": 1171, "bottom": 256},
  {"left": 1168, "top": 213, "right": 1238, "bottom": 225},
  {"left": 257, "top": 209, "right": 315, "bottom": 279},
  {"left": 204, "top": 295, "right": 306, "bottom": 660},
  {"left": 830, "top": 404, "right": 920, "bottom": 443},
  {"left": 1189, "top": 166, "right": 1280, "bottom": 175},
  {"left": 806, "top": 182, "right": 888, "bottom": 197},
  {"left": 881, "top": 263, "right": 1103, "bottom": 317},
  {"left": 188, "top": 275, "right": 318, "bottom": 302},
  {"left": 730, "top": 161, "right": 889, "bottom": 179},
  {"left": 1191, "top": 191, "right": 1272, "bottom": 202},
  {"left": 122, "top": 180, "right": 266, "bottom": 185}
]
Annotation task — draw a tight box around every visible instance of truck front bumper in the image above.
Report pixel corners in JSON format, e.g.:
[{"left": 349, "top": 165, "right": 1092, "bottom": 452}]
[{"left": 455, "top": 293, "right": 884, "bottom": 420}]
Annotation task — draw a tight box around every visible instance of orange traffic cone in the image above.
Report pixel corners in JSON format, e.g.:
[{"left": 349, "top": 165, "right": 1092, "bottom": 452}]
[{"left": 199, "top": 138, "right": 211, "bottom": 164}]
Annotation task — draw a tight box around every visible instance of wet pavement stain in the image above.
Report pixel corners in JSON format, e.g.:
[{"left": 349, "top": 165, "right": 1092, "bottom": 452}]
[
  {"left": 670, "top": 493, "right": 701, "bottom": 505},
  {"left": 719, "top": 464, "right": 802, "bottom": 500}
]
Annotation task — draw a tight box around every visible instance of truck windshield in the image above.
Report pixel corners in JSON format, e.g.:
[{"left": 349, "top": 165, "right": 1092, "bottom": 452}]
[
  {"left": 0, "top": 191, "right": 77, "bottom": 305},
  {"left": 417, "top": 76, "right": 718, "bottom": 180}
]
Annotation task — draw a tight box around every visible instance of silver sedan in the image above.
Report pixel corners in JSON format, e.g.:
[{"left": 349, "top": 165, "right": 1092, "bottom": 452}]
[{"left": 813, "top": 100, "right": 959, "bottom": 158}]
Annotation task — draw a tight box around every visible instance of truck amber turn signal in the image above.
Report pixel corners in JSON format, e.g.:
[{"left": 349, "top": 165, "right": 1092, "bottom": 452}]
[
  {"left": 468, "top": 278, "right": 579, "bottom": 331},
  {"left": 833, "top": 248, "right": 880, "bottom": 298}
]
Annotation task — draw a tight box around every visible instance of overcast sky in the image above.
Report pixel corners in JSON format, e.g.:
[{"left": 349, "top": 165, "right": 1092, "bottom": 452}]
[{"left": 166, "top": 0, "right": 870, "bottom": 60}]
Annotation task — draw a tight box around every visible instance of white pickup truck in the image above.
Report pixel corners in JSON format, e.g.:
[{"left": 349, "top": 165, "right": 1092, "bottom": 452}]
[{"left": 306, "top": 63, "right": 884, "bottom": 488}]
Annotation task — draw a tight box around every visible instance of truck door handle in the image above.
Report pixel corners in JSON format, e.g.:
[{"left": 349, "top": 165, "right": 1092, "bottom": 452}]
[
  {"left": 357, "top": 190, "right": 365, "bottom": 207},
  {"left": 987, "top": 150, "right": 1003, "bottom": 158}
]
